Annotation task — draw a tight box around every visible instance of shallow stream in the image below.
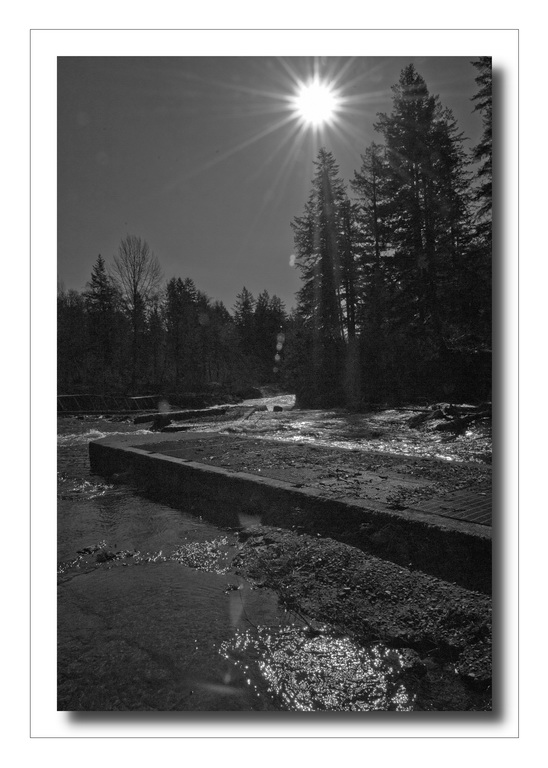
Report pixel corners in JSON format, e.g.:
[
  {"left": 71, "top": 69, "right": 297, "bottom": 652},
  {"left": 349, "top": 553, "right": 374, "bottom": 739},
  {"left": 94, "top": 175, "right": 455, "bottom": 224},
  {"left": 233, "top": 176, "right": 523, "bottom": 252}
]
[{"left": 58, "top": 397, "right": 490, "bottom": 711}]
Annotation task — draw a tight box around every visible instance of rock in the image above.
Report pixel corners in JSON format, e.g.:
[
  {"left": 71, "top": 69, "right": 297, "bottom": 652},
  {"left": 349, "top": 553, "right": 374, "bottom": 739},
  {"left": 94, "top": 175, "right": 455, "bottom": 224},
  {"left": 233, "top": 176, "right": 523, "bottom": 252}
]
[
  {"left": 96, "top": 550, "right": 117, "bottom": 563},
  {"left": 434, "top": 419, "right": 465, "bottom": 433},
  {"left": 408, "top": 412, "right": 429, "bottom": 428},
  {"left": 77, "top": 545, "right": 101, "bottom": 555},
  {"left": 152, "top": 414, "right": 172, "bottom": 430},
  {"left": 234, "top": 387, "right": 262, "bottom": 400}
]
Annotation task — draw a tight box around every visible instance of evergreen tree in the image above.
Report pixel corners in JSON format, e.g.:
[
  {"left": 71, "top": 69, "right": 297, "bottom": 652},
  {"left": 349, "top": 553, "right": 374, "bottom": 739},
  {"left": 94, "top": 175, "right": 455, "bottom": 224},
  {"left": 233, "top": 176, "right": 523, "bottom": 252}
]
[
  {"left": 253, "top": 289, "right": 272, "bottom": 380},
  {"left": 291, "top": 148, "right": 350, "bottom": 406},
  {"left": 206, "top": 300, "right": 237, "bottom": 384},
  {"left": 471, "top": 57, "right": 492, "bottom": 223},
  {"left": 165, "top": 278, "right": 185, "bottom": 388},
  {"left": 233, "top": 287, "right": 257, "bottom": 378},
  {"left": 351, "top": 143, "right": 391, "bottom": 399},
  {"left": 338, "top": 198, "right": 360, "bottom": 341},
  {"left": 146, "top": 296, "right": 166, "bottom": 391},
  {"left": 292, "top": 149, "right": 346, "bottom": 338},
  {"left": 374, "top": 65, "right": 474, "bottom": 358},
  {"left": 84, "top": 255, "right": 117, "bottom": 312},
  {"left": 351, "top": 142, "right": 390, "bottom": 326},
  {"left": 252, "top": 290, "right": 287, "bottom": 381},
  {"left": 233, "top": 287, "right": 256, "bottom": 336},
  {"left": 466, "top": 57, "right": 492, "bottom": 351},
  {"left": 195, "top": 289, "right": 214, "bottom": 385},
  {"left": 57, "top": 288, "right": 89, "bottom": 393},
  {"left": 165, "top": 277, "right": 209, "bottom": 390},
  {"left": 82, "top": 255, "right": 120, "bottom": 390}
]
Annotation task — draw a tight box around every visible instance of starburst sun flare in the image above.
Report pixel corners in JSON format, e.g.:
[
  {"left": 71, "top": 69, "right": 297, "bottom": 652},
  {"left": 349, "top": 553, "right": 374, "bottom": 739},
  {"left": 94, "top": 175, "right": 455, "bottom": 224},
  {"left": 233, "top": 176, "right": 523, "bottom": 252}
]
[{"left": 293, "top": 79, "right": 339, "bottom": 127}]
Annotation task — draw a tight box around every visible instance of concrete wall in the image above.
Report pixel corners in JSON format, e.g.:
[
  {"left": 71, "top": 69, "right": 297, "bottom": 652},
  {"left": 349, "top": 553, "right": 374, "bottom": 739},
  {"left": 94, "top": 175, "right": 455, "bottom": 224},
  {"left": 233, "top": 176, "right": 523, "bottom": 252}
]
[{"left": 89, "top": 439, "right": 492, "bottom": 594}]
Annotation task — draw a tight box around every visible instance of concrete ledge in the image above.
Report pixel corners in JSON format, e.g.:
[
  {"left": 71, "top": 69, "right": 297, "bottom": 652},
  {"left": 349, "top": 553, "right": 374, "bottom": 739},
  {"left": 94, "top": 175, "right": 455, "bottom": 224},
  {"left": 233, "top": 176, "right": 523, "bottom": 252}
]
[{"left": 89, "top": 433, "right": 491, "bottom": 594}]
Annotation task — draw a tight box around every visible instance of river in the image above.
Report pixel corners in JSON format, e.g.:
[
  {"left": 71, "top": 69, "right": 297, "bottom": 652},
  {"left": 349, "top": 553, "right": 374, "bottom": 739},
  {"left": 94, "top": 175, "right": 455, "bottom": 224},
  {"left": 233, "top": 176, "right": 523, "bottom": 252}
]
[{"left": 59, "top": 396, "right": 490, "bottom": 712}]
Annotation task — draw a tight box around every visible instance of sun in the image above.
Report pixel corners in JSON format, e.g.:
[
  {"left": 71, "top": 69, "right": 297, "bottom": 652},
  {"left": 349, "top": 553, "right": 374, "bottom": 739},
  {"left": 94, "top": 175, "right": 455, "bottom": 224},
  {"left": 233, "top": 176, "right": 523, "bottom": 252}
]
[{"left": 294, "top": 79, "right": 338, "bottom": 127}]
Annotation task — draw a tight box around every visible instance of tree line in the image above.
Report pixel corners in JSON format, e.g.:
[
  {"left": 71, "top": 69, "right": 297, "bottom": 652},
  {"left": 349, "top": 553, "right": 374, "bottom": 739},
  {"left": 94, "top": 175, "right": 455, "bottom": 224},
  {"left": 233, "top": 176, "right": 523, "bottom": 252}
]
[
  {"left": 58, "top": 237, "right": 287, "bottom": 395},
  {"left": 59, "top": 60, "right": 491, "bottom": 406},
  {"left": 286, "top": 60, "right": 492, "bottom": 406}
]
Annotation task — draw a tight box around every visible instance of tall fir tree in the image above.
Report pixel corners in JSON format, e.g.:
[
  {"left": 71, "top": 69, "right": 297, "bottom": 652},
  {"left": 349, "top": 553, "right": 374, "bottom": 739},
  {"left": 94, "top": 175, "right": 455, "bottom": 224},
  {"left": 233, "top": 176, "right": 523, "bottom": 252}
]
[
  {"left": 351, "top": 143, "right": 391, "bottom": 399},
  {"left": 374, "top": 65, "right": 474, "bottom": 357},
  {"left": 351, "top": 142, "right": 390, "bottom": 327},
  {"left": 165, "top": 277, "right": 193, "bottom": 389},
  {"left": 471, "top": 57, "right": 492, "bottom": 223},
  {"left": 57, "top": 288, "right": 89, "bottom": 392},
  {"left": 146, "top": 295, "right": 166, "bottom": 391},
  {"left": 291, "top": 148, "right": 350, "bottom": 406},
  {"left": 468, "top": 57, "right": 492, "bottom": 350},
  {"left": 233, "top": 287, "right": 256, "bottom": 347},
  {"left": 252, "top": 290, "right": 287, "bottom": 382},
  {"left": 83, "top": 255, "right": 120, "bottom": 389}
]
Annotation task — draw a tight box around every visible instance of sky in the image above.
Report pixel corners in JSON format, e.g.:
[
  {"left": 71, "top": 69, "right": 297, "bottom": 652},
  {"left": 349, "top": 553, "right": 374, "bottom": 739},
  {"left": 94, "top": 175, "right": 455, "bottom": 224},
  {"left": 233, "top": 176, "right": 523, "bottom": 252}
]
[{"left": 57, "top": 56, "right": 485, "bottom": 312}]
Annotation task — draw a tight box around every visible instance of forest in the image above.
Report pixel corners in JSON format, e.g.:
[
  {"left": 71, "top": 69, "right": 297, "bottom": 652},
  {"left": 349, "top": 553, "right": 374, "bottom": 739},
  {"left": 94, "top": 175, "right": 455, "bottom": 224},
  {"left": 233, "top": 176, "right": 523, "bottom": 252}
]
[{"left": 58, "top": 60, "right": 491, "bottom": 407}]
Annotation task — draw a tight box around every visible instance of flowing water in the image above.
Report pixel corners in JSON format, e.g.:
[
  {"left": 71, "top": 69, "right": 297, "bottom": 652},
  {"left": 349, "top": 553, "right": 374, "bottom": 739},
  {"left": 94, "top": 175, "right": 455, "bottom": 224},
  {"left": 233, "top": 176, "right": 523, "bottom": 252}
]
[
  {"left": 207, "top": 397, "right": 492, "bottom": 465},
  {"left": 59, "top": 399, "right": 486, "bottom": 712},
  {"left": 58, "top": 417, "right": 295, "bottom": 711}
]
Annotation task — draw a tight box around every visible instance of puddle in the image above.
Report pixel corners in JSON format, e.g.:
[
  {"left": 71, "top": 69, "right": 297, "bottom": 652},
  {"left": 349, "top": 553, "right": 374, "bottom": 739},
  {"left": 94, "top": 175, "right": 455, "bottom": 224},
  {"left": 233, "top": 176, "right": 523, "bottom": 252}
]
[{"left": 219, "top": 625, "right": 418, "bottom": 711}]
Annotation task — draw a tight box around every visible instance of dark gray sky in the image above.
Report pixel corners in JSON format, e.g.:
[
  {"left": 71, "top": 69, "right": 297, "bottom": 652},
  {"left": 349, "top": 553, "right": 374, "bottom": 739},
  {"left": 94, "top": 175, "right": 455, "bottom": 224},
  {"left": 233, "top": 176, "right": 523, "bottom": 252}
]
[{"left": 57, "top": 56, "right": 484, "bottom": 311}]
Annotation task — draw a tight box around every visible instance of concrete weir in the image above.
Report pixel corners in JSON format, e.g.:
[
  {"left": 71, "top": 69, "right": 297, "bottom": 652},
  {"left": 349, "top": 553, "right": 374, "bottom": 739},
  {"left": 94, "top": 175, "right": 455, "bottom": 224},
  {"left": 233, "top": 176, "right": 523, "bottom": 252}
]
[{"left": 89, "top": 432, "right": 492, "bottom": 594}]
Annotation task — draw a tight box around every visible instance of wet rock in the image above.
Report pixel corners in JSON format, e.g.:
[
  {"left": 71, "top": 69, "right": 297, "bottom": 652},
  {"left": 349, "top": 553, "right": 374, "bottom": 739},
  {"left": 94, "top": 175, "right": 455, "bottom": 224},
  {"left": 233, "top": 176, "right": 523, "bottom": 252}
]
[
  {"left": 77, "top": 545, "right": 102, "bottom": 555},
  {"left": 95, "top": 550, "right": 117, "bottom": 563},
  {"left": 408, "top": 412, "right": 430, "bottom": 428}
]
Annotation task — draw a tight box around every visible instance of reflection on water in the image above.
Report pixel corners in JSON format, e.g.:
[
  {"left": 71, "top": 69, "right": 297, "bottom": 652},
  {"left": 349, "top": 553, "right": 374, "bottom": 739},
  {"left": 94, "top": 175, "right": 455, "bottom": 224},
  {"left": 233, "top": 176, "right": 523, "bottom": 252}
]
[
  {"left": 172, "top": 538, "right": 231, "bottom": 574},
  {"left": 228, "top": 407, "right": 492, "bottom": 464},
  {"left": 183, "top": 397, "right": 491, "bottom": 464},
  {"left": 220, "top": 626, "right": 417, "bottom": 711}
]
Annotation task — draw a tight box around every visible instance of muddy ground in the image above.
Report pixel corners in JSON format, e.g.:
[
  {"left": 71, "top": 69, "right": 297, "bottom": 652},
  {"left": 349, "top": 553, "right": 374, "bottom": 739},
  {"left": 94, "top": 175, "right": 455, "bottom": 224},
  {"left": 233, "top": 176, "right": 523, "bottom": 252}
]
[{"left": 231, "top": 525, "right": 492, "bottom": 711}]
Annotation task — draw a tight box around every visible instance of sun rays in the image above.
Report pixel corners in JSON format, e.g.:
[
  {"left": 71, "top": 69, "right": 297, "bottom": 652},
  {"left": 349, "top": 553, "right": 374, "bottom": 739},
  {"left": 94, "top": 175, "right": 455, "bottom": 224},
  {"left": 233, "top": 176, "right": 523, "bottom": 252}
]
[{"left": 157, "top": 58, "right": 381, "bottom": 210}]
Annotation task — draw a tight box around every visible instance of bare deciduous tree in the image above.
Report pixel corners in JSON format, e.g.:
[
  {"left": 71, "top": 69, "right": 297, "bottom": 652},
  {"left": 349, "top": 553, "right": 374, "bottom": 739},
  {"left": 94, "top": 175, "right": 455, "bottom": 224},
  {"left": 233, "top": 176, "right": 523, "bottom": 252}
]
[
  {"left": 111, "top": 234, "right": 162, "bottom": 392},
  {"left": 112, "top": 234, "right": 162, "bottom": 314}
]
